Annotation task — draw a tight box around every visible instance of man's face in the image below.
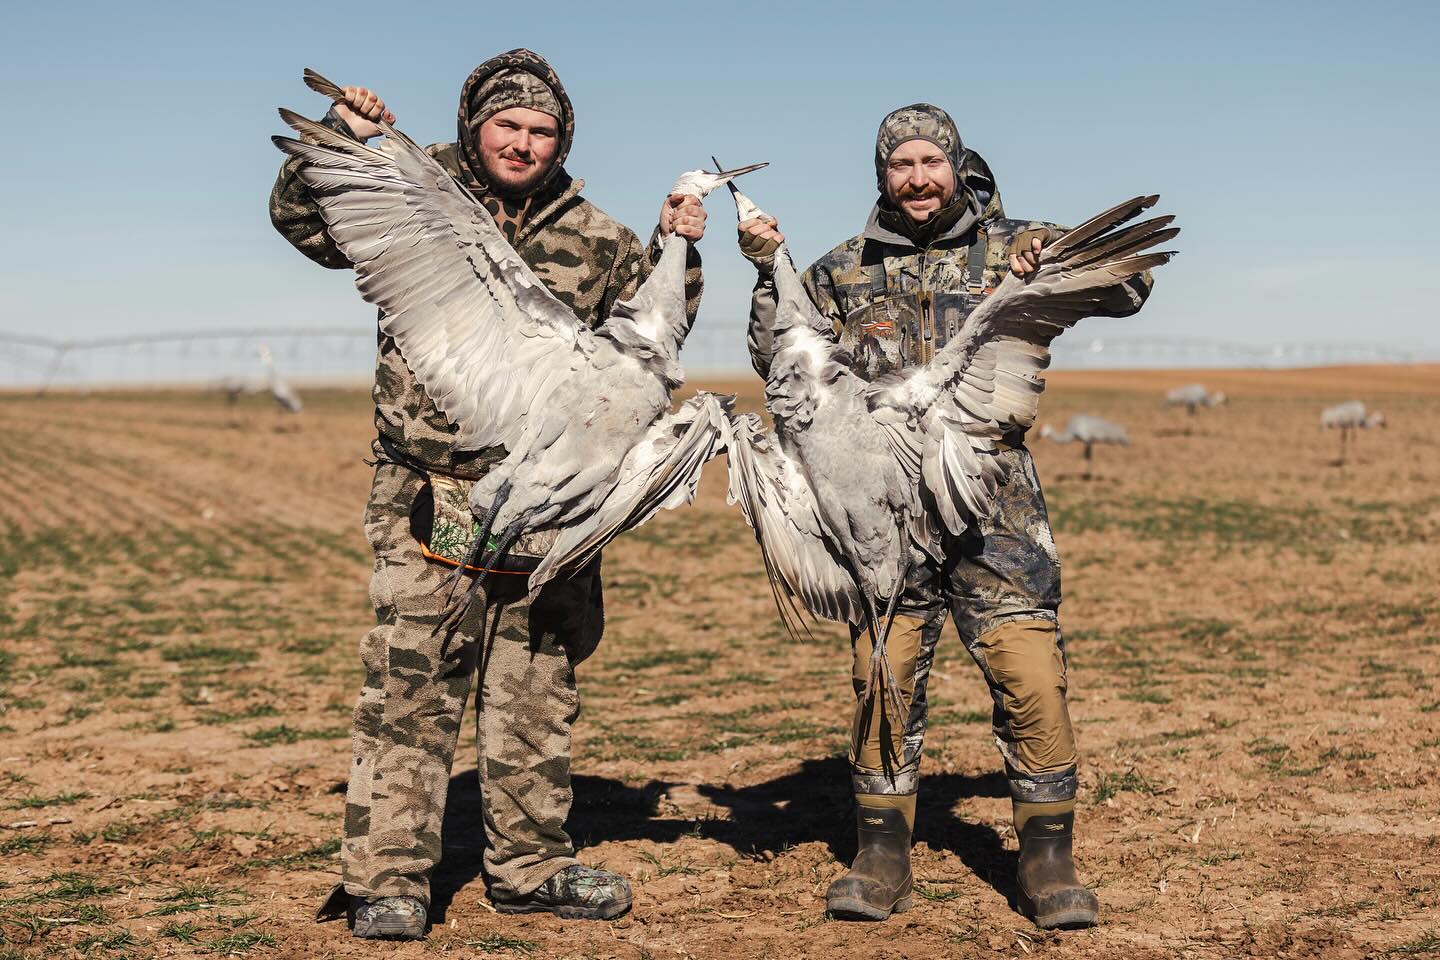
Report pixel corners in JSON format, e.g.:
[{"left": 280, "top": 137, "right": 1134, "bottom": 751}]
[
  {"left": 477, "top": 106, "right": 560, "bottom": 196},
  {"left": 884, "top": 139, "right": 955, "bottom": 224}
]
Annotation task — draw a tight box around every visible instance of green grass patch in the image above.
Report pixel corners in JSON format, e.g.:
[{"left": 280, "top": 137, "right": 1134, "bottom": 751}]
[
  {"left": 243, "top": 724, "right": 347, "bottom": 747},
  {"left": 6, "top": 791, "right": 91, "bottom": 810},
  {"left": 0, "top": 833, "right": 54, "bottom": 855},
  {"left": 612, "top": 648, "right": 720, "bottom": 672},
  {"left": 931, "top": 708, "right": 990, "bottom": 725},
  {"left": 1390, "top": 931, "right": 1440, "bottom": 955},
  {"left": 1092, "top": 769, "right": 1163, "bottom": 803},
  {"left": 161, "top": 644, "right": 257, "bottom": 665},
  {"left": 466, "top": 934, "right": 537, "bottom": 953},
  {"left": 1246, "top": 737, "right": 1323, "bottom": 777},
  {"left": 916, "top": 883, "right": 960, "bottom": 902},
  {"left": 249, "top": 837, "right": 340, "bottom": 869},
  {"left": 198, "top": 704, "right": 281, "bottom": 726}
]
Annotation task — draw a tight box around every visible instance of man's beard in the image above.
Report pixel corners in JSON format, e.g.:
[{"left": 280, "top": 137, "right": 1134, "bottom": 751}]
[
  {"left": 893, "top": 185, "right": 948, "bottom": 222},
  {"left": 482, "top": 152, "right": 550, "bottom": 199}
]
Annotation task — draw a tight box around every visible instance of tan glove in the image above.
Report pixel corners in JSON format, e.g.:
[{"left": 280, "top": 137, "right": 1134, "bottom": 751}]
[
  {"left": 1008, "top": 227, "right": 1057, "bottom": 276},
  {"left": 738, "top": 216, "right": 783, "bottom": 271}
]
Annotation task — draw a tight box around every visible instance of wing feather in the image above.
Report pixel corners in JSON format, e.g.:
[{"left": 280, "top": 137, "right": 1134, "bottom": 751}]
[
  {"left": 528, "top": 393, "right": 733, "bottom": 590},
  {"left": 726, "top": 415, "right": 865, "bottom": 626},
  {"left": 272, "top": 111, "right": 589, "bottom": 453},
  {"left": 866, "top": 195, "right": 1178, "bottom": 535}
]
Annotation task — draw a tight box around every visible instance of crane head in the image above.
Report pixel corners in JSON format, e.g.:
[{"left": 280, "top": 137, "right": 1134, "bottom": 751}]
[
  {"left": 711, "top": 156, "right": 773, "bottom": 224},
  {"left": 668, "top": 161, "right": 768, "bottom": 201}
]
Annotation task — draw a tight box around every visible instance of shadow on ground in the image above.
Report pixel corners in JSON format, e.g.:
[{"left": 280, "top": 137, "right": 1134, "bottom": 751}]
[{"left": 429, "top": 760, "right": 1013, "bottom": 920}]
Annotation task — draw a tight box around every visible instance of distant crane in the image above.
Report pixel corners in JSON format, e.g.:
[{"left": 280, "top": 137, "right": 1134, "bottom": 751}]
[
  {"left": 1165, "top": 382, "right": 1226, "bottom": 415},
  {"left": 218, "top": 375, "right": 254, "bottom": 407},
  {"left": 1039, "top": 415, "right": 1130, "bottom": 480},
  {"left": 1320, "top": 400, "right": 1385, "bottom": 464},
  {"left": 258, "top": 345, "right": 303, "bottom": 414}
]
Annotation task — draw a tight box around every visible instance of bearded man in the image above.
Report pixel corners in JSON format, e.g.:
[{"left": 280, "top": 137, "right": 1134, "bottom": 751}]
[
  {"left": 739, "top": 104, "right": 1149, "bottom": 929},
  {"left": 269, "top": 49, "right": 705, "bottom": 940}
]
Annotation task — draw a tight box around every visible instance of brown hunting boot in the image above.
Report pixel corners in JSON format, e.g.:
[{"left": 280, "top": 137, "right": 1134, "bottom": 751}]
[
  {"left": 826, "top": 806, "right": 913, "bottom": 920},
  {"left": 1015, "top": 801, "right": 1099, "bottom": 929}
]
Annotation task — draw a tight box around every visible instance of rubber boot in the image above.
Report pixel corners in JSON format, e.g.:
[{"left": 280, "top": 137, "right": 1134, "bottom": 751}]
[
  {"left": 826, "top": 806, "right": 913, "bottom": 920},
  {"left": 1015, "top": 801, "right": 1098, "bottom": 929}
]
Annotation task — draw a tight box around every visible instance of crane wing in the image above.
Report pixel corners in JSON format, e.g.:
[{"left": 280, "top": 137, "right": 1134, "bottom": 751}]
[
  {"left": 272, "top": 107, "right": 591, "bottom": 453},
  {"left": 528, "top": 393, "right": 733, "bottom": 591},
  {"left": 868, "top": 195, "right": 1177, "bottom": 534},
  {"left": 725, "top": 414, "right": 865, "bottom": 628}
]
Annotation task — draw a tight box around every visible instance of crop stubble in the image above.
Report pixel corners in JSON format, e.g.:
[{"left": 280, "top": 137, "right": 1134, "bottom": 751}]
[{"left": 0, "top": 366, "right": 1436, "bottom": 959}]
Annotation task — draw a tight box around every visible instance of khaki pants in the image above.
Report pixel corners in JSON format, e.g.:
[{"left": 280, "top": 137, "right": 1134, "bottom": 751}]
[
  {"left": 849, "top": 444, "right": 1079, "bottom": 804},
  {"left": 342, "top": 463, "right": 604, "bottom": 906}
]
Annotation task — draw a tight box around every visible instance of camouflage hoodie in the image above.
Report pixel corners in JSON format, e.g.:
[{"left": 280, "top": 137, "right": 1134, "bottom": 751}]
[
  {"left": 748, "top": 103, "right": 1147, "bottom": 381},
  {"left": 270, "top": 49, "right": 702, "bottom": 480}
]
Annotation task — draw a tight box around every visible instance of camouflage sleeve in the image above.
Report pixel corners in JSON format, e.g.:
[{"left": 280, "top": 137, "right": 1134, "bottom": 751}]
[
  {"left": 746, "top": 261, "right": 842, "bottom": 379},
  {"left": 268, "top": 108, "right": 354, "bottom": 270},
  {"left": 746, "top": 275, "right": 780, "bottom": 378},
  {"left": 599, "top": 229, "right": 703, "bottom": 325}
]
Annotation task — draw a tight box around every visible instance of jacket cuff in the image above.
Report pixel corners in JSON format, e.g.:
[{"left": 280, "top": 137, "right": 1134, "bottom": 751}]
[{"left": 320, "top": 106, "right": 361, "bottom": 141}]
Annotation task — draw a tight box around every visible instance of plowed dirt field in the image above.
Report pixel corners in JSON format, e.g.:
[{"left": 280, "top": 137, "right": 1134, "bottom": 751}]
[{"left": 1, "top": 366, "right": 1436, "bottom": 959}]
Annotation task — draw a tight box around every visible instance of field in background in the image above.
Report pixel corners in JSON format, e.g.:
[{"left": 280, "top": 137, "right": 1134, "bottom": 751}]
[{"left": 0, "top": 366, "right": 1436, "bottom": 959}]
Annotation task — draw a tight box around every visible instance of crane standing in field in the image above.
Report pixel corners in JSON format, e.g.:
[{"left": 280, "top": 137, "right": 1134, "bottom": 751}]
[
  {"left": 1165, "top": 382, "right": 1225, "bottom": 415},
  {"left": 258, "top": 345, "right": 303, "bottom": 415},
  {"left": 1038, "top": 414, "right": 1130, "bottom": 480},
  {"left": 1321, "top": 400, "right": 1386, "bottom": 464},
  {"left": 726, "top": 105, "right": 1175, "bottom": 932}
]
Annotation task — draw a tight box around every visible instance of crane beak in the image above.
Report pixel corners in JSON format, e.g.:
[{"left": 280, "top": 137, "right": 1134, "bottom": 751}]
[
  {"left": 712, "top": 157, "right": 771, "bottom": 223},
  {"left": 710, "top": 160, "right": 768, "bottom": 187}
]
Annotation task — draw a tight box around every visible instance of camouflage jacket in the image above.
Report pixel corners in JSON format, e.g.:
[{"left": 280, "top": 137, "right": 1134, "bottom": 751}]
[
  {"left": 270, "top": 120, "right": 701, "bottom": 481},
  {"left": 747, "top": 151, "right": 1149, "bottom": 386}
]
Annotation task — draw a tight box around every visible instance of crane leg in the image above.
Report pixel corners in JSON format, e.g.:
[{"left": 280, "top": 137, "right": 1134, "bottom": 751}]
[
  {"left": 1082, "top": 442, "right": 1093, "bottom": 481},
  {"left": 861, "top": 557, "right": 914, "bottom": 764},
  {"left": 443, "top": 481, "right": 512, "bottom": 601},
  {"left": 438, "top": 520, "right": 523, "bottom": 635}
]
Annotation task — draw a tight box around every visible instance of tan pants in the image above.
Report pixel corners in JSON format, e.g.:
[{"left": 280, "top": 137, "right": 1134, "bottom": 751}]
[{"left": 850, "top": 615, "right": 1077, "bottom": 789}]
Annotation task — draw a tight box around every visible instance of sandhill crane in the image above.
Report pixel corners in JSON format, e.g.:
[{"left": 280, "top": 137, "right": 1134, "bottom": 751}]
[
  {"left": 258, "top": 345, "right": 303, "bottom": 414},
  {"left": 1165, "top": 382, "right": 1225, "bottom": 415},
  {"left": 1039, "top": 414, "right": 1130, "bottom": 480},
  {"left": 218, "top": 375, "right": 253, "bottom": 407},
  {"left": 721, "top": 181, "right": 1177, "bottom": 725},
  {"left": 272, "top": 69, "right": 762, "bottom": 618},
  {"left": 1321, "top": 400, "right": 1386, "bottom": 464}
]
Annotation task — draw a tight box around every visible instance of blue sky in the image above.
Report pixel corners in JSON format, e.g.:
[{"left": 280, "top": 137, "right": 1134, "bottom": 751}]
[{"left": 3, "top": 0, "right": 1437, "bottom": 374}]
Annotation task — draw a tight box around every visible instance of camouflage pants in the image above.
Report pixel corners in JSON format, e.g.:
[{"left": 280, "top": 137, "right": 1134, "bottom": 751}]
[
  {"left": 850, "top": 443, "right": 1079, "bottom": 804},
  {"left": 343, "top": 462, "right": 604, "bottom": 906}
]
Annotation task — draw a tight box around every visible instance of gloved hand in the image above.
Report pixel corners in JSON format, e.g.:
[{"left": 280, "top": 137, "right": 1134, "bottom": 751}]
[
  {"left": 738, "top": 215, "right": 784, "bottom": 272},
  {"left": 1008, "top": 227, "right": 1057, "bottom": 277}
]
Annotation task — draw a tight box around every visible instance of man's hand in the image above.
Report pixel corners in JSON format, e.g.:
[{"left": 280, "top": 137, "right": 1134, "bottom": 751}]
[
  {"left": 332, "top": 86, "right": 395, "bottom": 141},
  {"left": 738, "top": 215, "right": 784, "bottom": 271},
  {"left": 660, "top": 193, "right": 707, "bottom": 242},
  {"left": 1008, "top": 228, "right": 1053, "bottom": 277}
]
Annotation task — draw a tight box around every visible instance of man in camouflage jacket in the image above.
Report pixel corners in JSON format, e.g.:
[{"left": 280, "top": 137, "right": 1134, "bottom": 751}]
[
  {"left": 270, "top": 49, "right": 704, "bottom": 939},
  {"left": 740, "top": 104, "right": 1149, "bottom": 928}
]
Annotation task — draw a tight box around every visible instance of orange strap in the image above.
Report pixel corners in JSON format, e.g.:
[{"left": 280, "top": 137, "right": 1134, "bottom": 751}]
[{"left": 418, "top": 540, "right": 529, "bottom": 576}]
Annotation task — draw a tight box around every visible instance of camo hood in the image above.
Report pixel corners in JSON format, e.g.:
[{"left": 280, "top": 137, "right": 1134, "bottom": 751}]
[
  {"left": 457, "top": 48, "right": 575, "bottom": 196},
  {"left": 870, "top": 102, "right": 1002, "bottom": 246},
  {"left": 874, "top": 102, "right": 966, "bottom": 192}
]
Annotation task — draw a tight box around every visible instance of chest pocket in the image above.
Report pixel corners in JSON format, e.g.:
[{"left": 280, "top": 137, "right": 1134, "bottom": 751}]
[{"left": 839, "top": 292, "right": 921, "bottom": 379}]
